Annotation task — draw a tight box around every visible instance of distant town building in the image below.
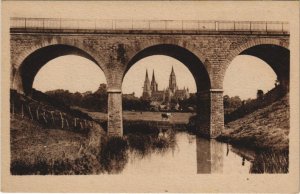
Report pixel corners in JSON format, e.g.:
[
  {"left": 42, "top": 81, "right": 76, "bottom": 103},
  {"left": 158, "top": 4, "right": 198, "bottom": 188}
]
[
  {"left": 81, "top": 91, "right": 92, "bottom": 96},
  {"left": 95, "top": 83, "right": 107, "bottom": 95},
  {"left": 142, "top": 67, "right": 190, "bottom": 103},
  {"left": 257, "top": 89, "right": 264, "bottom": 100},
  {"left": 123, "top": 92, "right": 138, "bottom": 100}
]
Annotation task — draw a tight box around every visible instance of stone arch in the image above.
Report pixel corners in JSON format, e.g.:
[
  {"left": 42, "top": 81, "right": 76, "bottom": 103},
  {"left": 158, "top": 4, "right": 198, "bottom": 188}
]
[
  {"left": 119, "top": 44, "right": 217, "bottom": 137},
  {"left": 12, "top": 44, "right": 107, "bottom": 95},
  {"left": 222, "top": 38, "right": 290, "bottom": 91},
  {"left": 123, "top": 44, "right": 211, "bottom": 92}
]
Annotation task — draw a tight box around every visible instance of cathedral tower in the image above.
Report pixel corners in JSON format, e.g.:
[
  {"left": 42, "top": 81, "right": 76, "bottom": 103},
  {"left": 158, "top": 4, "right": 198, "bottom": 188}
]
[
  {"left": 142, "top": 69, "right": 151, "bottom": 99},
  {"left": 169, "top": 66, "right": 177, "bottom": 93},
  {"left": 151, "top": 70, "right": 158, "bottom": 92}
]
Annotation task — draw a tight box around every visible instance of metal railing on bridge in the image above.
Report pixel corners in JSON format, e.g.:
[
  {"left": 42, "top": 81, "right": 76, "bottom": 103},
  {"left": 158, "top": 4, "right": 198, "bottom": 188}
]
[{"left": 10, "top": 17, "right": 289, "bottom": 33}]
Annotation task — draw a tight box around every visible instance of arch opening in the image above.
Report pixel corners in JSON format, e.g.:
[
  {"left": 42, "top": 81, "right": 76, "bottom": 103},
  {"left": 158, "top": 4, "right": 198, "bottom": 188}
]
[
  {"left": 224, "top": 56, "right": 277, "bottom": 100},
  {"left": 122, "top": 55, "right": 197, "bottom": 112},
  {"left": 223, "top": 44, "right": 290, "bottom": 123},
  {"left": 119, "top": 44, "right": 213, "bottom": 136},
  {"left": 13, "top": 44, "right": 103, "bottom": 95},
  {"left": 239, "top": 44, "right": 290, "bottom": 91},
  {"left": 124, "top": 44, "right": 211, "bottom": 92},
  {"left": 33, "top": 55, "right": 107, "bottom": 93}
]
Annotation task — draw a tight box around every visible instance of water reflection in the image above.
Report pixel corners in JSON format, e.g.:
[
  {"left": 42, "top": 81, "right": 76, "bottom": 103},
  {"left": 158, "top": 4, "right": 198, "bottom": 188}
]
[
  {"left": 10, "top": 127, "right": 288, "bottom": 175},
  {"left": 97, "top": 136, "right": 129, "bottom": 174},
  {"left": 96, "top": 130, "right": 288, "bottom": 174},
  {"left": 196, "top": 138, "right": 223, "bottom": 173}
]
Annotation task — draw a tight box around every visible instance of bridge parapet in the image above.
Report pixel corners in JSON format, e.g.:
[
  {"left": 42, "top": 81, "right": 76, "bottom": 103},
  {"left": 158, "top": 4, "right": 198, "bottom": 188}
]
[{"left": 11, "top": 18, "right": 289, "bottom": 34}]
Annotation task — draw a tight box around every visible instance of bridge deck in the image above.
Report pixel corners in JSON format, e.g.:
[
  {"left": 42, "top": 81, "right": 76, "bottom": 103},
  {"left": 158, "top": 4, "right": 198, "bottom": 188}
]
[{"left": 10, "top": 18, "right": 289, "bottom": 35}]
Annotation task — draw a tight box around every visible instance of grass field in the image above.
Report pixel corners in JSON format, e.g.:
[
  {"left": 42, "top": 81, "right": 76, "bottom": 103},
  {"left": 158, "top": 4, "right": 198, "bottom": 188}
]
[
  {"left": 10, "top": 114, "right": 89, "bottom": 163},
  {"left": 218, "top": 94, "right": 289, "bottom": 151},
  {"left": 81, "top": 110, "right": 195, "bottom": 124}
]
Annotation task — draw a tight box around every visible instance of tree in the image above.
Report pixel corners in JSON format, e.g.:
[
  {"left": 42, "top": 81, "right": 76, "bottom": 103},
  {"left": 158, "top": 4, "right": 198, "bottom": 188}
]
[{"left": 257, "top": 90, "right": 264, "bottom": 100}]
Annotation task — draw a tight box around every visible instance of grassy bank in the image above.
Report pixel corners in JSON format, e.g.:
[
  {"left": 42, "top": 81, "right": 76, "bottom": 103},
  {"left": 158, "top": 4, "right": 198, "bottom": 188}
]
[
  {"left": 217, "top": 94, "right": 289, "bottom": 151},
  {"left": 11, "top": 114, "right": 177, "bottom": 175}
]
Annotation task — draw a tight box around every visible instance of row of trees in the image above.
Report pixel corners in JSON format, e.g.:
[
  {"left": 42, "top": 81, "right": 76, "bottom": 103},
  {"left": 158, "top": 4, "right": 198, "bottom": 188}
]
[
  {"left": 38, "top": 83, "right": 249, "bottom": 113},
  {"left": 44, "top": 84, "right": 108, "bottom": 112}
]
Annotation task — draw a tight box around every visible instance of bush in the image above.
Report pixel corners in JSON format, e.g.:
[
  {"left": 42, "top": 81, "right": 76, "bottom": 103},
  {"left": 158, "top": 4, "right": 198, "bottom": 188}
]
[{"left": 97, "top": 136, "right": 129, "bottom": 174}]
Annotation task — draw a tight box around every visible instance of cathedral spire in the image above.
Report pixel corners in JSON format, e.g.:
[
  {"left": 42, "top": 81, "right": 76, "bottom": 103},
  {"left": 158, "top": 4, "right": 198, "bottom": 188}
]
[
  {"left": 142, "top": 69, "right": 151, "bottom": 99},
  {"left": 152, "top": 69, "right": 156, "bottom": 82},
  {"left": 151, "top": 69, "right": 158, "bottom": 92},
  {"left": 145, "top": 69, "right": 149, "bottom": 81},
  {"left": 169, "top": 66, "right": 177, "bottom": 93},
  {"left": 171, "top": 66, "right": 175, "bottom": 75}
]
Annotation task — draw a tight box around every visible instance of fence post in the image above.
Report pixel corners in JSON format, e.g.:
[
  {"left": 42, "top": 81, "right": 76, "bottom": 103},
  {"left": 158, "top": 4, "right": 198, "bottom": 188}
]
[
  {"left": 65, "top": 118, "right": 69, "bottom": 129},
  {"left": 12, "top": 102, "right": 15, "bottom": 117},
  {"left": 60, "top": 112, "right": 64, "bottom": 129},
  {"left": 21, "top": 104, "right": 24, "bottom": 118},
  {"left": 36, "top": 107, "right": 39, "bottom": 120},
  {"left": 165, "top": 20, "right": 167, "bottom": 30},
  {"left": 74, "top": 118, "right": 77, "bottom": 127},
  {"left": 42, "top": 111, "right": 47, "bottom": 124},
  {"left": 60, "top": 18, "right": 62, "bottom": 30},
  {"left": 215, "top": 21, "right": 219, "bottom": 31},
  {"left": 132, "top": 19, "right": 133, "bottom": 30},
  {"left": 28, "top": 105, "right": 33, "bottom": 120},
  {"left": 50, "top": 111, "right": 54, "bottom": 125}
]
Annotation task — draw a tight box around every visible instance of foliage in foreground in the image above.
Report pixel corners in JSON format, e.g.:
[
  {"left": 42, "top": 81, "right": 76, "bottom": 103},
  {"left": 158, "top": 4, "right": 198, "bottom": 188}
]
[
  {"left": 250, "top": 151, "right": 289, "bottom": 173},
  {"left": 11, "top": 130, "right": 176, "bottom": 175}
]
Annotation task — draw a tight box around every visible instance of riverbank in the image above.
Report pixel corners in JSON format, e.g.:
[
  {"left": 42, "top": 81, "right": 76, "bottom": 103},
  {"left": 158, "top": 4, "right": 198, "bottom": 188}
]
[
  {"left": 82, "top": 105, "right": 290, "bottom": 152},
  {"left": 217, "top": 94, "right": 289, "bottom": 151},
  {"left": 10, "top": 113, "right": 105, "bottom": 175},
  {"left": 10, "top": 113, "right": 178, "bottom": 174},
  {"left": 76, "top": 109, "right": 195, "bottom": 124}
]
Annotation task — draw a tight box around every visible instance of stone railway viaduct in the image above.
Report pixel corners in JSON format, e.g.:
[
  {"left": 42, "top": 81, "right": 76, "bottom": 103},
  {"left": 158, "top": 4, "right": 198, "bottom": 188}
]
[{"left": 10, "top": 18, "right": 290, "bottom": 138}]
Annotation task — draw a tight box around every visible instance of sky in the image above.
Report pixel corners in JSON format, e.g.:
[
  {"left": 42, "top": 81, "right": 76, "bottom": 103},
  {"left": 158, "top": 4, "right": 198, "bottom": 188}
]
[
  {"left": 33, "top": 55, "right": 277, "bottom": 100},
  {"left": 122, "top": 56, "right": 196, "bottom": 97}
]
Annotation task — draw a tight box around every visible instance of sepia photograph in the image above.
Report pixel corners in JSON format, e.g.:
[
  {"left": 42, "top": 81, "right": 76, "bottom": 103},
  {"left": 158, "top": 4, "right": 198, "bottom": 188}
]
[{"left": 1, "top": 1, "right": 299, "bottom": 193}]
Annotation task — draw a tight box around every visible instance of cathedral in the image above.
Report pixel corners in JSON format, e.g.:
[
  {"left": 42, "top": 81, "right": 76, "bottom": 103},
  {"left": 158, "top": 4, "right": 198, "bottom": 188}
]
[{"left": 142, "top": 67, "right": 190, "bottom": 103}]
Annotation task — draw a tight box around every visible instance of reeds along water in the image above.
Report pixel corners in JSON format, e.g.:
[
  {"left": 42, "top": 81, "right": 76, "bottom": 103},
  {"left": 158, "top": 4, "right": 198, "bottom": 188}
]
[
  {"left": 10, "top": 127, "right": 177, "bottom": 175},
  {"left": 250, "top": 150, "right": 289, "bottom": 173}
]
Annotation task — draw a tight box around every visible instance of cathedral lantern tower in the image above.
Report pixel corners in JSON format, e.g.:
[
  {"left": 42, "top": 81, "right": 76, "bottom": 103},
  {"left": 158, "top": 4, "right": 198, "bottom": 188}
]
[
  {"left": 151, "top": 70, "right": 158, "bottom": 92},
  {"left": 169, "top": 66, "right": 177, "bottom": 93},
  {"left": 142, "top": 69, "right": 151, "bottom": 99}
]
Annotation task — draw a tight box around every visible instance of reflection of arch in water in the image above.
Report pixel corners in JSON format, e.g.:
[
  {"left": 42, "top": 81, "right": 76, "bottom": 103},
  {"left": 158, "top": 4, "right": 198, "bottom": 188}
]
[{"left": 196, "top": 138, "right": 223, "bottom": 174}]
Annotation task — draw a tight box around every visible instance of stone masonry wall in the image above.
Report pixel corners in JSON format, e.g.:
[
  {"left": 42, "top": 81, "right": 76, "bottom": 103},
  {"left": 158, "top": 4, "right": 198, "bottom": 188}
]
[
  {"left": 10, "top": 31, "right": 289, "bottom": 137},
  {"left": 210, "top": 90, "right": 224, "bottom": 138},
  {"left": 107, "top": 92, "right": 123, "bottom": 136},
  {"left": 10, "top": 33, "right": 289, "bottom": 90}
]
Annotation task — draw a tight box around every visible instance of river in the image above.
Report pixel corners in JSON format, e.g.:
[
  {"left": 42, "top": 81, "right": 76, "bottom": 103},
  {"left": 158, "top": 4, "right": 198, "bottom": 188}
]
[{"left": 100, "top": 130, "right": 288, "bottom": 174}]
